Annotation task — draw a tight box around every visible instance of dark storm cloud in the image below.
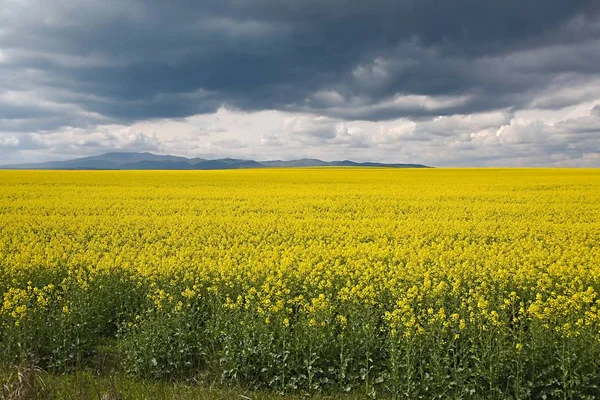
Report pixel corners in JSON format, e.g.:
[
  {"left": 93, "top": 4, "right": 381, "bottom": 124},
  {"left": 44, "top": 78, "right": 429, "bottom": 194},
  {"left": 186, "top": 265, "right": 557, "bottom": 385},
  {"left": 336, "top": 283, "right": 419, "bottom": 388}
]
[{"left": 0, "top": 0, "right": 599, "bottom": 130}]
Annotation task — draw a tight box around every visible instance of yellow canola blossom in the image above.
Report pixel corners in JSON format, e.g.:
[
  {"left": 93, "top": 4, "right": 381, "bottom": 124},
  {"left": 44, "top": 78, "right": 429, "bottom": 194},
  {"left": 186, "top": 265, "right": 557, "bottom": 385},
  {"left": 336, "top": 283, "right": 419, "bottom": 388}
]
[{"left": 1, "top": 168, "right": 600, "bottom": 392}]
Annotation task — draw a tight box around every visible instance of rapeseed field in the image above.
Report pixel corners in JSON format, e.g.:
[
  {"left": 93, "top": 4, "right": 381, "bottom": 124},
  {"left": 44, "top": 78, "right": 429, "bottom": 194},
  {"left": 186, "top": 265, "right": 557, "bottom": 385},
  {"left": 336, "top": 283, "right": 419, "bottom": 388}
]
[{"left": 1, "top": 169, "right": 600, "bottom": 398}]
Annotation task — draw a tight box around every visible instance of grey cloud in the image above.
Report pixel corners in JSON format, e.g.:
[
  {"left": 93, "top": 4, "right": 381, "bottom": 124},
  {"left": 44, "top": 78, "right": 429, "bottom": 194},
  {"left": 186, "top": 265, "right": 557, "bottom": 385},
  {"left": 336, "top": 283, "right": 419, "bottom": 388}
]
[
  {"left": 0, "top": 133, "right": 46, "bottom": 150},
  {"left": 528, "top": 77, "right": 600, "bottom": 110},
  {"left": 1, "top": 0, "right": 599, "bottom": 130},
  {"left": 1, "top": 0, "right": 600, "bottom": 166}
]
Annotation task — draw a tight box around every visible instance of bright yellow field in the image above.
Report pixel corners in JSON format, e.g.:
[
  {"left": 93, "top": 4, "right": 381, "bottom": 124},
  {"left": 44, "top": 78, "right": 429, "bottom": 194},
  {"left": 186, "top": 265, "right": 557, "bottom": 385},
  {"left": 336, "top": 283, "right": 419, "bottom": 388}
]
[{"left": 1, "top": 169, "right": 600, "bottom": 398}]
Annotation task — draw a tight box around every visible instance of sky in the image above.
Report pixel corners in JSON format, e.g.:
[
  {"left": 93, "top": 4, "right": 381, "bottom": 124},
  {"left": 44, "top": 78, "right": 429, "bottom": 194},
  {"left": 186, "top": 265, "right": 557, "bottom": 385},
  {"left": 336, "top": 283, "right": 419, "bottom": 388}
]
[{"left": 1, "top": 0, "right": 600, "bottom": 166}]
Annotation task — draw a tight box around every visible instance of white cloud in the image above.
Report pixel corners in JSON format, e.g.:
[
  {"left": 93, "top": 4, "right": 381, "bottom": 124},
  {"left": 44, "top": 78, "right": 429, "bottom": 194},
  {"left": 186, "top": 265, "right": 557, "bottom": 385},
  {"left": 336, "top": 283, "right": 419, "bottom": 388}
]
[
  {"left": 0, "top": 135, "right": 20, "bottom": 148},
  {"left": 308, "top": 90, "right": 346, "bottom": 107},
  {"left": 2, "top": 93, "right": 600, "bottom": 167},
  {"left": 391, "top": 94, "right": 472, "bottom": 110},
  {"left": 352, "top": 57, "right": 390, "bottom": 86},
  {"left": 496, "top": 119, "right": 550, "bottom": 144}
]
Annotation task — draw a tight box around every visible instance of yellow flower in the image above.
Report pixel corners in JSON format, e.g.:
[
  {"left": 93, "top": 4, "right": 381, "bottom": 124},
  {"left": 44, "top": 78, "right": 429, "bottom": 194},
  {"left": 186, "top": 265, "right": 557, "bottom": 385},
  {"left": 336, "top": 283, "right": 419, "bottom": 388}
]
[
  {"left": 336, "top": 315, "right": 348, "bottom": 328},
  {"left": 515, "top": 343, "right": 523, "bottom": 352}
]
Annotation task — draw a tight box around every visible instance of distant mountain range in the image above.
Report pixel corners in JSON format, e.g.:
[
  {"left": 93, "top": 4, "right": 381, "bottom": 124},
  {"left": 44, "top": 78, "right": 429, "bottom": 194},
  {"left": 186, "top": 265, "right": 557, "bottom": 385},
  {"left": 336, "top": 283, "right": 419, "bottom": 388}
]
[{"left": 0, "top": 152, "right": 430, "bottom": 170}]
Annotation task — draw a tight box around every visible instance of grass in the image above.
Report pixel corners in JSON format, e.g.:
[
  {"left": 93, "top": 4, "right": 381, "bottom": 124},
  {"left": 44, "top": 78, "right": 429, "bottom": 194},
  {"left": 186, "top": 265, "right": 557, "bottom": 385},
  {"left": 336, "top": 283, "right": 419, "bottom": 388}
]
[{"left": 1, "top": 364, "right": 372, "bottom": 400}]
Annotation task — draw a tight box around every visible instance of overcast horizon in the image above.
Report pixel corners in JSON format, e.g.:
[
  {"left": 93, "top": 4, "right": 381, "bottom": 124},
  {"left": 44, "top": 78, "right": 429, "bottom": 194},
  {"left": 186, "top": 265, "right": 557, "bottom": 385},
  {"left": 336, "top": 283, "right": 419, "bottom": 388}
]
[{"left": 1, "top": 0, "right": 600, "bottom": 167}]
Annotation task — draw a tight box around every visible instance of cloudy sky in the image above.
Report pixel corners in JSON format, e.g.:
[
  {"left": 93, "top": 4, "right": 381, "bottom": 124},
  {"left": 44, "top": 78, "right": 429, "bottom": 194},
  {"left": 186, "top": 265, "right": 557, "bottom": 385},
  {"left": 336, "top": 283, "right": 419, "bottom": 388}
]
[{"left": 1, "top": 0, "right": 600, "bottom": 166}]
